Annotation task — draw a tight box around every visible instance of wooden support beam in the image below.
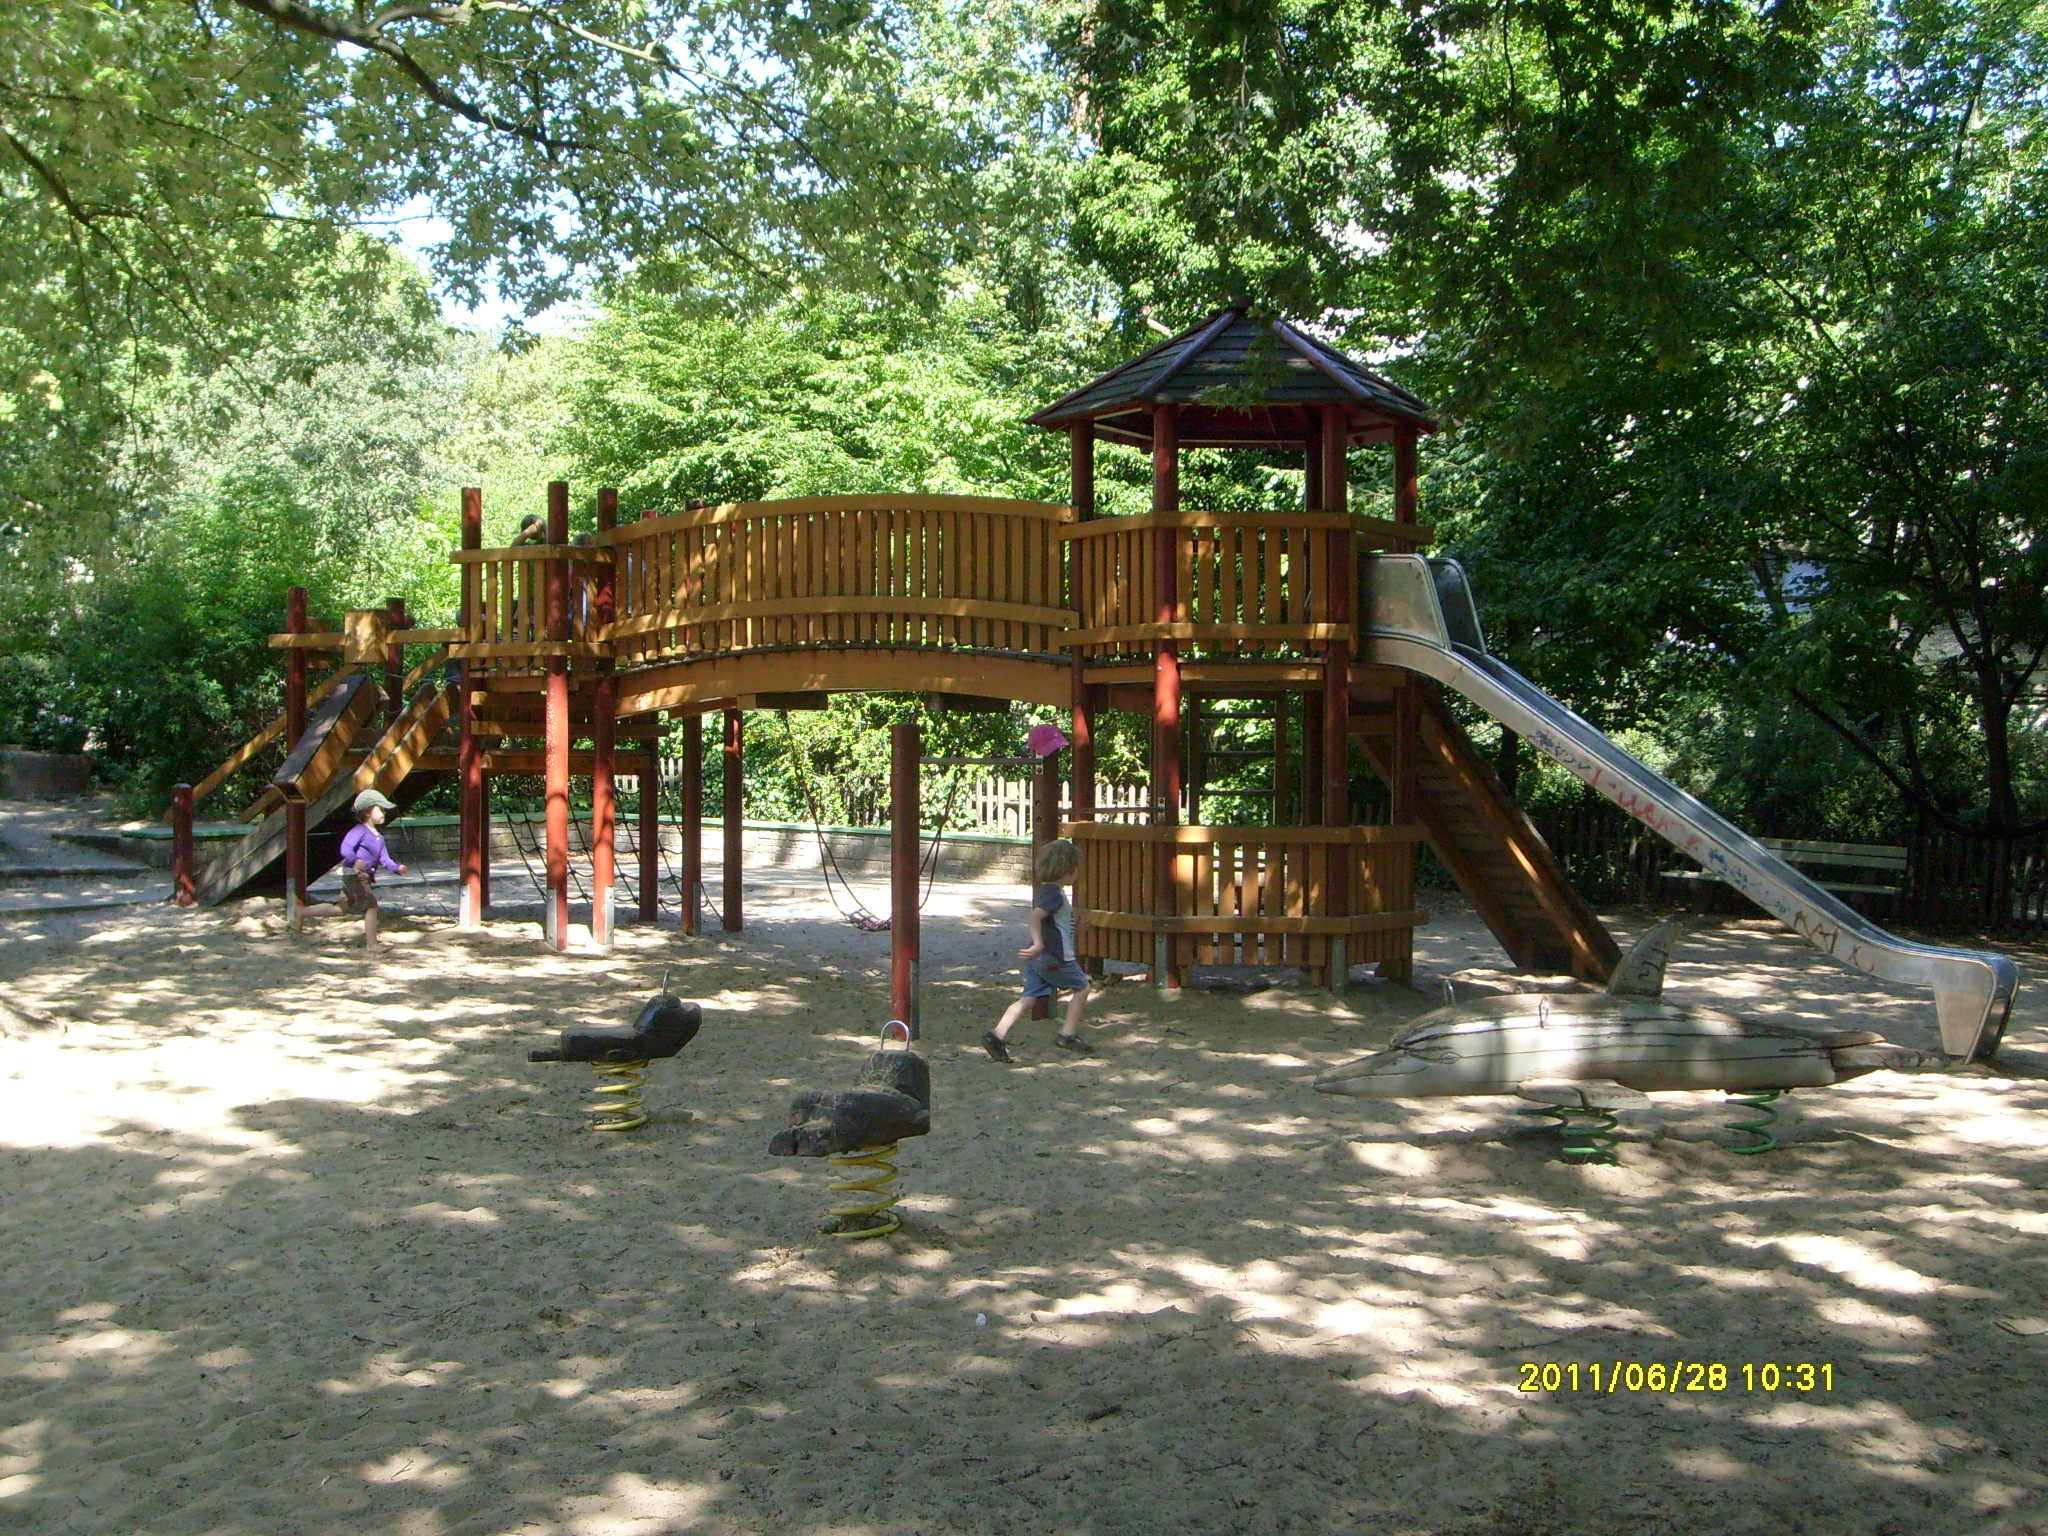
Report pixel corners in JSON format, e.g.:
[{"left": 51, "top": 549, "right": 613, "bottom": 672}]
[
  {"left": 723, "top": 707, "right": 743, "bottom": 933},
  {"left": 590, "top": 486, "right": 619, "bottom": 945},
  {"left": 1319, "top": 402, "right": 1355, "bottom": 988},
  {"left": 682, "top": 714, "right": 703, "bottom": 936},
  {"left": 1151, "top": 401, "right": 1183, "bottom": 989},
  {"left": 543, "top": 480, "right": 571, "bottom": 950},
  {"left": 285, "top": 586, "right": 309, "bottom": 916},
  {"left": 171, "top": 784, "right": 195, "bottom": 907},
  {"left": 383, "top": 597, "right": 407, "bottom": 725}
]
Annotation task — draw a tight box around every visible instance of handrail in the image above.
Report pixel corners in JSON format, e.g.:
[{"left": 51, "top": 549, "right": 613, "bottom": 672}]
[
  {"left": 593, "top": 493, "right": 1073, "bottom": 542},
  {"left": 188, "top": 666, "right": 355, "bottom": 808}
]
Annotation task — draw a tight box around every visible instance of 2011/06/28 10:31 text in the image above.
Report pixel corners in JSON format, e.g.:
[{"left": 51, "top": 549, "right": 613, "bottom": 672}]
[{"left": 1517, "top": 1362, "right": 1835, "bottom": 1394}]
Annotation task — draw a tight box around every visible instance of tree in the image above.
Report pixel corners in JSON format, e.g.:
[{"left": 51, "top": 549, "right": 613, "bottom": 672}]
[{"left": 1064, "top": 0, "right": 2048, "bottom": 865}]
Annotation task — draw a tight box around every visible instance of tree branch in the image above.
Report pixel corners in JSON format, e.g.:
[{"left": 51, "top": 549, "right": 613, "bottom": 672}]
[{"left": 226, "top": 0, "right": 588, "bottom": 154}]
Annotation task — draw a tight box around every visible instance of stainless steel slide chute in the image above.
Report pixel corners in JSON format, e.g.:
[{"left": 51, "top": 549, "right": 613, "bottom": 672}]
[{"left": 1360, "top": 554, "right": 2019, "bottom": 1060}]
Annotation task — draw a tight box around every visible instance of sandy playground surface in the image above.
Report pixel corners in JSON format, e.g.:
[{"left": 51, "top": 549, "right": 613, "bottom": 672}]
[{"left": 4, "top": 873, "right": 2048, "bottom": 1536}]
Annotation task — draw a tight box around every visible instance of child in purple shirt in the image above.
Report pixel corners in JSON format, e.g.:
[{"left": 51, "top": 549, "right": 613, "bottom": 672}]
[{"left": 296, "top": 789, "right": 406, "bottom": 952}]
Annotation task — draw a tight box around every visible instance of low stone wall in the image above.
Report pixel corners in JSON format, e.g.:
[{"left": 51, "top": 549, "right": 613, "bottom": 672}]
[
  {"left": 0, "top": 751, "right": 92, "bottom": 799},
  {"left": 129, "top": 816, "right": 1035, "bottom": 886}
]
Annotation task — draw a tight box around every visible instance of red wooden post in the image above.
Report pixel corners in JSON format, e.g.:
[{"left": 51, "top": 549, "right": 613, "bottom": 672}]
[
  {"left": 543, "top": 481, "right": 572, "bottom": 949},
  {"left": 171, "top": 783, "right": 196, "bottom": 907},
  {"left": 284, "top": 585, "right": 309, "bottom": 919},
  {"left": 479, "top": 770, "right": 493, "bottom": 913},
  {"left": 1385, "top": 425, "right": 1423, "bottom": 983},
  {"left": 383, "top": 596, "right": 406, "bottom": 725},
  {"left": 458, "top": 487, "right": 486, "bottom": 926},
  {"left": 1068, "top": 422, "right": 1098, "bottom": 974},
  {"left": 1393, "top": 426, "right": 1420, "bottom": 529},
  {"left": 722, "top": 707, "right": 743, "bottom": 932},
  {"left": 590, "top": 487, "right": 618, "bottom": 944},
  {"left": 1319, "top": 403, "right": 1354, "bottom": 988},
  {"left": 1305, "top": 414, "right": 1324, "bottom": 511},
  {"left": 681, "top": 713, "right": 703, "bottom": 935},
  {"left": 1070, "top": 661, "right": 1095, "bottom": 822},
  {"left": 891, "top": 720, "right": 920, "bottom": 1037},
  {"left": 1031, "top": 746, "right": 1061, "bottom": 1017},
  {"left": 1151, "top": 403, "right": 1183, "bottom": 988}
]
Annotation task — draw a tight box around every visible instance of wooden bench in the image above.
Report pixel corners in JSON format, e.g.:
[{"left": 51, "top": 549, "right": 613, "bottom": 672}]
[{"left": 1663, "top": 838, "right": 1908, "bottom": 906}]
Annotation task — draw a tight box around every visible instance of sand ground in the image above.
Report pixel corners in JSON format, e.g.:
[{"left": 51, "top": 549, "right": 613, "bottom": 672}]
[{"left": 3, "top": 872, "right": 2047, "bottom": 1536}]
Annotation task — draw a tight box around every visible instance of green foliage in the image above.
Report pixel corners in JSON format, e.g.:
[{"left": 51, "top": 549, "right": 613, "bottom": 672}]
[
  {"left": 1066, "top": 0, "right": 2048, "bottom": 836},
  {"left": 0, "top": 248, "right": 473, "bottom": 801},
  {"left": 560, "top": 287, "right": 1084, "bottom": 506}
]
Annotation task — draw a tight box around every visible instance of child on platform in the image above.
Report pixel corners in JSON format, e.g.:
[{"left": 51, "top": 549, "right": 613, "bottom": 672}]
[
  {"left": 296, "top": 789, "right": 407, "bottom": 953},
  {"left": 984, "top": 838, "right": 1095, "bottom": 1062}
]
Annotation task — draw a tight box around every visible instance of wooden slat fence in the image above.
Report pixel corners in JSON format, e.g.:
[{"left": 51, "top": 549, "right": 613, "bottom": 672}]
[
  {"left": 1502, "top": 795, "right": 2048, "bottom": 936},
  {"left": 1068, "top": 823, "right": 1425, "bottom": 973}
]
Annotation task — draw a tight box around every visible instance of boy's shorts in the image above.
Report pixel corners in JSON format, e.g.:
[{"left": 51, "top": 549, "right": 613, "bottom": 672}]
[
  {"left": 339, "top": 872, "right": 377, "bottom": 915},
  {"left": 1021, "top": 953, "right": 1089, "bottom": 999}
]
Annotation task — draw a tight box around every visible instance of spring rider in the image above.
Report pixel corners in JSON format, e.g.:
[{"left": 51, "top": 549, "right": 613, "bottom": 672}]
[
  {"left": 529, "top": 986, "right": 702, "bottom": 1132},
  {"left": 770, "top": 1021, "right": 930, "bottom": 1239}
]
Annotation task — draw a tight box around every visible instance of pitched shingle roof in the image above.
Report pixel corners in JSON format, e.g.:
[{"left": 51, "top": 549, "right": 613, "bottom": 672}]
[{"left": 1029, "top": 308, "right": 1435, "bottom": 447}]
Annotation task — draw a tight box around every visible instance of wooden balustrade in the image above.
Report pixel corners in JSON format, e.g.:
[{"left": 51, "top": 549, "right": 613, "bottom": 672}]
[
  {"left": 593, "top": 495, "right": 1073, "bottom": 665},
  {"left": 1060, "top": 511, "right": 1359, "bottom": 663},
  {"left": 1066, "top": 822, "right": 1425, "bottom": 973},
  {"left": 446, "top": 501, "right": 1423, "bottom": 678}
]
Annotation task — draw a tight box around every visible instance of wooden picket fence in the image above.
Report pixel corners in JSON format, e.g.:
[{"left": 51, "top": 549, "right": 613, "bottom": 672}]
[{"left": 1498, "top": 796, "right": 2048, "bottom": 936}]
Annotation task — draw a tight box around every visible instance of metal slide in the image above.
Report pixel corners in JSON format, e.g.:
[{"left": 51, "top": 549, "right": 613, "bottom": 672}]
[{"left": 1360, "top": 554, "right": 2019, "bottom": 1061}]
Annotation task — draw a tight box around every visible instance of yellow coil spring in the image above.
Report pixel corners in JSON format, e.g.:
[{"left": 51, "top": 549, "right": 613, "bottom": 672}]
[
  {"left": 590, "top": 1059, "right": 648, "bottom": 1132},
  {"left": 826, "top": 1142, "right": 901, "bottom": 1240}
]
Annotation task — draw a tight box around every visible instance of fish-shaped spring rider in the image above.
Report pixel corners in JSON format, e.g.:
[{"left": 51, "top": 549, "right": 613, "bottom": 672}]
[
  {"left": 770, "top": 1021, "right": 930, "bottom": 1239},
  {"left": 529, "top": 985, "right": 702, "bottom": 1132},
  {"left": 1313, "top": 923, "right": 1952, "bottom": 1162}
]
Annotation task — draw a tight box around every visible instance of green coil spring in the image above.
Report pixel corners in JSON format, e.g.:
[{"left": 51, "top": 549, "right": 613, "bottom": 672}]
[
  {"left": 1725, "top": 1088, "right": 1784, "bottom": 1155},
  {"left": 1518, "top": 1103, "right": 1622, "bottom": 1165}
]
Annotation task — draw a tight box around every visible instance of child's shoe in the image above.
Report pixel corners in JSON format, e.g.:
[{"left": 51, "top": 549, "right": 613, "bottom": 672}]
[
  {"left": 1054, "top": 1033, "right": 1095, "bottom": 1055},
  {"left": 982, "top": 1031, "right": 1014, "bottom": 1063}
]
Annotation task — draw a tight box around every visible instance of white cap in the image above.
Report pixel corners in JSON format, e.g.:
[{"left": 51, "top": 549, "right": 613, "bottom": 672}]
[{"left": 353, "top": 789, "right": 396, "bottom": 815}]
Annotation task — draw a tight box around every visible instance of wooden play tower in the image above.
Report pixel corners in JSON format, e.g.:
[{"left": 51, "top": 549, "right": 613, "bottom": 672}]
[{"left": 182, "top": 307, "right": 1617, "bottom": 994}]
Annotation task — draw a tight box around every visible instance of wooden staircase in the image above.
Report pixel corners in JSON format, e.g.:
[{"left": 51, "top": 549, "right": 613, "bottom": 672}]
[
  {"left": 197, "top": 678, "right": 457, "bottom": 905},
  {"left": 1352, "top": 687, "right": 1618, "bottom": 982}
]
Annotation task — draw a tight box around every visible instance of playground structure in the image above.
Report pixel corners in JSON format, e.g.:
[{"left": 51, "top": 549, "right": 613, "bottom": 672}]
[{"left": 174, "top": 308, "right": 2018, "bottom": 1059}]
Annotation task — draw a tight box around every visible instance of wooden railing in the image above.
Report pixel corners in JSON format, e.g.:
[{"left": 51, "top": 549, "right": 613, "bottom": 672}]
[
  {"left": 1068, "top": 822, "right": 1425, "bottom": 972},
  {"left": 592, "top": 495, "right": 1074, "bottom": 666},
  {"left": 1060, "top": 511, "right": 1353, "bottom": 663},
  {"left": 443, "top": 500, "right": 1444, "bottom": 677},
  {"left": 450, "top": 545, "right": 608, "bottom": 676}
]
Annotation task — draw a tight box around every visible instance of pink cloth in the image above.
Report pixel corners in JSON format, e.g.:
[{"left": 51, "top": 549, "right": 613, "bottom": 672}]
[{"left": 1026, "top": 722, "right": 1069, "bottom": 757}]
